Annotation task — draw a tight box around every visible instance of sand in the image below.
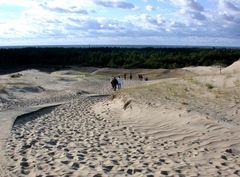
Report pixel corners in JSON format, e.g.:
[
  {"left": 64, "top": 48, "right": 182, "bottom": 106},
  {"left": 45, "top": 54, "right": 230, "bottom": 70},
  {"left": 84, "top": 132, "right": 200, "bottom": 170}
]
[
  {"left": 222, "top": 60, "right": 240, "bottom": 74},
  {"left": 94, "top": 92, "right": 240, "bottom": 176},
  {"left": 0, "top": 103, "right": 66, "bottom": 177},
  {"left": 6, "top": 95, "right": 162, "bottom": 176},
  {"left": 1, "top": 65, "right": 240, "bottom": 176}
]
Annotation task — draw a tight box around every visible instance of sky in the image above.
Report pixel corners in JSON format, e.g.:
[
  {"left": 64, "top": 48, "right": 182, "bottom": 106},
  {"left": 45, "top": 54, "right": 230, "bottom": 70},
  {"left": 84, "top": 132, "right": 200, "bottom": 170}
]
[{"left": 0, "top": 0, "right": 239, "bottom": 47}]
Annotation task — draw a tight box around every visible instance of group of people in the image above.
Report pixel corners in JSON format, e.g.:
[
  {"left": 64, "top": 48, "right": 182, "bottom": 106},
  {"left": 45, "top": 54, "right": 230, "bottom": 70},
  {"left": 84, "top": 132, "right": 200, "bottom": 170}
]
[
  {"left": 110, "top": 76, "right": 123, "bottom": 91},
  {"left": 110, "top": 73, "right": 149, "bottom": 91},
  {"left": 124, "top": 73, "right": 132, "bottom": 80}
]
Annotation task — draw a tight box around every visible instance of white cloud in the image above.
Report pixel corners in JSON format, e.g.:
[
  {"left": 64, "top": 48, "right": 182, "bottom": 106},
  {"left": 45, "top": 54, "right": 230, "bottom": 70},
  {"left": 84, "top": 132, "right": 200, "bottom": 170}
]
[
  {"left": 167, "top": 0, "right": 207, "bottom": 23},
  {"left": 0, "top": 0, "right": 239, "bottom": 46},
  {"left": 40, "top": 4, "right": 89, "bottom": 14},
  {"left": 0, "top": 0, "right": 35, "bottom": 7},
  {"left": 219, "top": 0, "right": 240, "bottom": 12},
  {"left": 93, "top": 0, "right": 135, "bottom": 9},
  {"left": 146, "top": 5, "right": 156, "bottom": 11}
]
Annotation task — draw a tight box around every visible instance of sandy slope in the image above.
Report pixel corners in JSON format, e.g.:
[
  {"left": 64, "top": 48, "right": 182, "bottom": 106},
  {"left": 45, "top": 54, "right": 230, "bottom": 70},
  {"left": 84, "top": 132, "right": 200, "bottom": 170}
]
[
  {"left": 94, "top": 92, "right": 240, "bottom": 176},
  {"left": 223, "top": 60, "right": 240, "bottom": 74},
  {"left": 93, "top": 63, "right": 240, "bottom": 176},
  {"left": 1, "top": 64, "right": 240, "bottom": 176},
  {"left": 0, "top": 68, "right": 146, "bottom": 177},
  {"left": 6, "top": 95, "right": 163, "bottom": 176}
]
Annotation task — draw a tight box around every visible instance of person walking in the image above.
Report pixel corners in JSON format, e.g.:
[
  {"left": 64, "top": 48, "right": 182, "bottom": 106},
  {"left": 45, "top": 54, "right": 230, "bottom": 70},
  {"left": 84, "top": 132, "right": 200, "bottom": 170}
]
[
  {"left": 117, "top": 76, "right": 123, "bottom": 90},
  {"left": 110, "top": 76, "right": 116, "bottom": 89},
  {"left": 129, "top": 73, "right": 132, "bottom": 80},
  {"left": 111, "top": 77, "right": 118, "bottom": 91}
]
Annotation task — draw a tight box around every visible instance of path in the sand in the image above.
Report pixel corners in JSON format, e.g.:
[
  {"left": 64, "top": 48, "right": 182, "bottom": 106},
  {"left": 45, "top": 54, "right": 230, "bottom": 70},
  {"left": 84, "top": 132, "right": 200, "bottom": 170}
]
[
  {"left": 7, "top": 92, "right": 240, "bottom": 177},
  {"left": 5, "top": 94, "right": 240, "bottom": 177},
  {"left": 0, "top": 102, "right": 72, "bottom": 177},
  {"left": 6, "top": 95, "right": 161, "bottom": 177}
]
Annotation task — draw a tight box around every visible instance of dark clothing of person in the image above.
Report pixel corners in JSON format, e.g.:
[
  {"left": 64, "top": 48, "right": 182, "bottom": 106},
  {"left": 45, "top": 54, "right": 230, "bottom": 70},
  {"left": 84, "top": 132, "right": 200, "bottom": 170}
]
[
  {"left": 111, "top": 79, "right": 114, "bottom": 89},
  {"left": 138, "top": 74, "right": 143, "bottom": 80},
  {"left": 111, "top": 78, "right": 118, "bottom": 91}
]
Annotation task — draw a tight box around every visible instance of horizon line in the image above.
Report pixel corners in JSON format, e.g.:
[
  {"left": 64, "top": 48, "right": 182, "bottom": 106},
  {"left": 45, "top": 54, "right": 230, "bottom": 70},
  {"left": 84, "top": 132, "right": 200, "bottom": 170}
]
[{"left": 1, "top": 44, "right": 240, "bottom": 49}]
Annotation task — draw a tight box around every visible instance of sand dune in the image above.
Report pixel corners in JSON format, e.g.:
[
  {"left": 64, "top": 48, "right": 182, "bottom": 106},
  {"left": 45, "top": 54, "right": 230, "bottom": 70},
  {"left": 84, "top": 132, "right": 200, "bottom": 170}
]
[
  {"left": 1, "top": 65, "right": 240, "bottom": 176},
  {"left": 94, "top": 90, "right": 240, "bottom": 176},
  {"left": 7, "top": 95, "right": 161, "bottom": 176},
  {"left": 183, "top": 66, "right": 220, "bottom": 75},
  {"left": 223, "top": 60, "right": 240, "bottom": 73}
]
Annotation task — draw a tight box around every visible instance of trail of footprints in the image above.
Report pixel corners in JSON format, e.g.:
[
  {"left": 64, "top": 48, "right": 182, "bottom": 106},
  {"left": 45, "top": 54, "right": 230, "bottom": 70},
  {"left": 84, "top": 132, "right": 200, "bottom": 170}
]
[{"left": 6, "top": 95, "right": 240, "bottom": 177}]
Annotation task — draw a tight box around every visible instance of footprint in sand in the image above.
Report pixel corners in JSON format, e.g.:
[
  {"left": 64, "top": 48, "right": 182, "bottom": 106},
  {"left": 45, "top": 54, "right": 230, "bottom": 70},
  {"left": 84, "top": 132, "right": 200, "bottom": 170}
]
[{"left": 6, "top": 95, "right": 240, "bottom": 176}]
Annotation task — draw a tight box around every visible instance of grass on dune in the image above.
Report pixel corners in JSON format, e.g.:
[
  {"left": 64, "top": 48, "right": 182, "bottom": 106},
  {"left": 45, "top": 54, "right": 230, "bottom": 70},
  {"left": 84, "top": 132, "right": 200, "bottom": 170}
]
[{"left": 118, "top": 76, "right": 236, "bottom": 105}]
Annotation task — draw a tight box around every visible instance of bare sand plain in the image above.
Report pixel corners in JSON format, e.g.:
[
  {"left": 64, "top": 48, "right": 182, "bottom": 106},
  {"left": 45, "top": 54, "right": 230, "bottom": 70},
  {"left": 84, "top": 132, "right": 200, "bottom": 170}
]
[{"left": 1, "top": 61, "right": 240, "bottom": 177}]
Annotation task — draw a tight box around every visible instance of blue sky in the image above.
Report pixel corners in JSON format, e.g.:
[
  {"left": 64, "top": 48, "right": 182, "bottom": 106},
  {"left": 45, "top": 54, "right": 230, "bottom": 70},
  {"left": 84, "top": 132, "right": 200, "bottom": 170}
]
[{"left": 0, "top": 0, "right": 239, "bottom": 46}]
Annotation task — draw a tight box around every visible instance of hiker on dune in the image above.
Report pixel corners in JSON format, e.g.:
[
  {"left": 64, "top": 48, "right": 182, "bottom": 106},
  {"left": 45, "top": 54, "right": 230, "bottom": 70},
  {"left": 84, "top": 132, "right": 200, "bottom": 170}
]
[{"left": 111, "top": 77, "right": 118, "bottom": 91}]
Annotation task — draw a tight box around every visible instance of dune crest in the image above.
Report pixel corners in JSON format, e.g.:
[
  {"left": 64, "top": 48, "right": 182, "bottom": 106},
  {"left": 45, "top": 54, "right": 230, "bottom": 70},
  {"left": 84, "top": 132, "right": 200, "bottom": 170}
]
[{"left": 223, "top": 60, "right": 240, "bottom": 73}]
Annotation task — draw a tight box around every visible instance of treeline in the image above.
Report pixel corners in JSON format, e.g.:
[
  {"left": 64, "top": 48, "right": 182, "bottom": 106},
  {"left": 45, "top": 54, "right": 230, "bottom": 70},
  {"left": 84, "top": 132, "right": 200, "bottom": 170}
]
[{"left": 0, "top": 47, "right": 240, "bottom": 69}]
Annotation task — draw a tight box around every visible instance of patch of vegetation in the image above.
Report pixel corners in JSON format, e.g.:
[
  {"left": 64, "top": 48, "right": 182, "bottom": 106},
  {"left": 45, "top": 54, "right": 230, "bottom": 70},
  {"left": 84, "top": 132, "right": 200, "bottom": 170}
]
[
  {"left": 234, "top": 79, "right": 240, "bottom": 87},
  {"left": 0, "top": 47, "right": 240, "bottom": 69},
  {"left": 206, "top": 83, "right": 214, "bottom": 89},
  {"left": 10, "top": 73, "right": 22, "bottom": 78},
  {"left": 123, "top": 100, "right": 132, "bottom": 110}
]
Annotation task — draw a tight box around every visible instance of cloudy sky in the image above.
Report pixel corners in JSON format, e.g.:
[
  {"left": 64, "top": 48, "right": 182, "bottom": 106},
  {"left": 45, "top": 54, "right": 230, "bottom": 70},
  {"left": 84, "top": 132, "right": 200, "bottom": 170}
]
[{"left": 0, "top": 0, "right": 239, "bottom": 46}]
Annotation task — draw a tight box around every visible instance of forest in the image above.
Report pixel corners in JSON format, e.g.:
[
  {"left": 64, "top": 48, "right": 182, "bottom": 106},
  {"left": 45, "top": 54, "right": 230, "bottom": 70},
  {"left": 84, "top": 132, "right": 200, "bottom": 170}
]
[{"left": 0, "top": 47, "right": 240, "bottom": 69}]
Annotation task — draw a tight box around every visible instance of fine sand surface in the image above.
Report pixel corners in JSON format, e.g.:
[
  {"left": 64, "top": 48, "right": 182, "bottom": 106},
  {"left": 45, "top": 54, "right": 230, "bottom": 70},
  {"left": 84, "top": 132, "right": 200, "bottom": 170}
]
[{"left": 1, "top": 61, "right": 240, "bottom": 176}]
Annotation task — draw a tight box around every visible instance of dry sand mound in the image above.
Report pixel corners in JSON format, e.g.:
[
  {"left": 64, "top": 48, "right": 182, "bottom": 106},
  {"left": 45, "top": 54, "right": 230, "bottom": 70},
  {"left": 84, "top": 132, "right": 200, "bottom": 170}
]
[
  {"left": 92, "top": 68, "right": 193, "bottom": 80},
  {"left": 94, "top": 95, "right": 240, "bottom": 177},
  {"left": 0, "top": 85, "right": 46, "bottom": 103},
  {"left": 223, "top": 60, "right": 240, "bottom": 73},
  {"left": 8, "top": 86, "right": 45, "bottom": 93},
  {"left": 183, "top": 66, "right": 219, "bottom": 75},
  {"left": 7, "top": 95, "right": 169, "bottom": 176}
]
